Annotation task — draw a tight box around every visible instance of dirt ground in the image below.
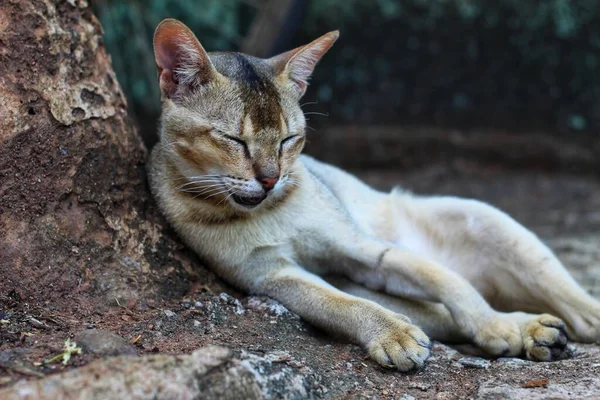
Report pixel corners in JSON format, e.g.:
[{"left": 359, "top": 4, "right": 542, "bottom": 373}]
[{"left": 2, "top": 163, "right": 600, "bottom": 399}]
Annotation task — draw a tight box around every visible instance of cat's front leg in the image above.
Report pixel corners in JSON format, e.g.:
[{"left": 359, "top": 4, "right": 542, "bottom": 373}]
[
  {"left": 332, "top": 237, "right": 524, "bottom": 357},
  {"left": 252, "top": 264, "right": 431, "bottom": 371}
]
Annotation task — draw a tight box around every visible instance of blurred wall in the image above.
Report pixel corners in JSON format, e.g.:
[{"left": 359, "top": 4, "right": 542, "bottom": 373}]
[{"left": 94, "top": 0, "right": 600, "bottom": 146}]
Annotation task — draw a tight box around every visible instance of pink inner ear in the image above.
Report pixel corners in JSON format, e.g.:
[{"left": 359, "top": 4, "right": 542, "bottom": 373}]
[
  {"left": 154, "top": 22, "right": 190, "bottom": 76},
  {"left": 153, "top": 20, "right": 212, "bottom": 97},
  {"left": 155, "top": 40, "right": 180, "bottom": 77},
  {"left": 269, "top": 31, "right": 339, "bottom": 95}
]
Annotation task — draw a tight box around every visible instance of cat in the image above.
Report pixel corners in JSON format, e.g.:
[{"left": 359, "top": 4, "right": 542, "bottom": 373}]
[{"left": 148, "top": 18, "right": 600, "bottom": 371}]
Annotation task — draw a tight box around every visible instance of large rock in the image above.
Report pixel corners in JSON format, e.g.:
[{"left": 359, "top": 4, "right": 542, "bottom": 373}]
[{"left": 0, "top": 346, "right": 320, "bottom": 400}]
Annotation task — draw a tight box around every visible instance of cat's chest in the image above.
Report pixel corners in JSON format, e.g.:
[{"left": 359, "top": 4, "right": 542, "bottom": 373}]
[{"left": 185, "top": 199, "right": 323, "bottom": 264}]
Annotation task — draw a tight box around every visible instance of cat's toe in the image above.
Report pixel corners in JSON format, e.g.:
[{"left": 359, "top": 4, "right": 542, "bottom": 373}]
[
  {"left": 367, "top": 319, "right": 431, "bottom": 371},
  {"left": 522, "top": 314, "right": 572, "bottom": 361}
]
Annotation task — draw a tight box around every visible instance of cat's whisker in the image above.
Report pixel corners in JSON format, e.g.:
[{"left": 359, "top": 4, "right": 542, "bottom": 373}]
[
  {"left": 300, "top": 101, "right": 319, "bottom": 108},
  {"left": 179, "top": 185, "right": 224, "bottom": 195},
  {"left": 205, "top": 189, "right": 231, "bottom": 200},
  {"left": 182, "top": 183, "right": 224, "bottom": 193},
  {"left": 172, "top": 182, "right": 224, "bottom": 197},
  {"left": 154, "top": 140, "right": 182, "bottom": 152},
  {"left": 180, "top": 183, "right": 222, "bottom": 191},
  {"left": 171, "top": 174, "right": 222, "bottom": 180},
  {"left": 303, "top": 111, "right": 329, "bottom": 117},
  {"left": 175, "top": 180, "right": 221, "bottom": 191},
  {"left": 171, "top": 175, "right": 222, "bottom": 190},
  {"left": 217, "top": 189, "right": 240, "bottom": 206},
  {"left": 191, "top": 188, "right": 229, "bottom": 201}
]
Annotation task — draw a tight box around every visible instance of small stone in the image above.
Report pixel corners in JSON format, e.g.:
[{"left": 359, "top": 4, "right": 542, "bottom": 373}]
[
  {"left": 246, "top": 296, "right": 292, "bottom": 317},
  {"left": 163, "top": 309, "right": 176, "bottom": 318},
  {"left": 496, "top": 357, "right": 532, "bottom": 368},
  {"left": 193, "top": 320, "right": 201, "bottom": 327},
  {"left": 218, "top": 293, "right": 245, "bottom": 314},
  {"left": 181, "top": 300, "right": 192, "bottom": 309},
  {"left": 408, "top": 382, "right": 431, "bottom": 391},
  {"left": 457, "top": 357, "right": 491, "bottom": 369},
  {"left": 75, "top": 329, "right": 137, "bottom": 356},
  {"left": 266, "top": 351, "right": 292, "bottom": 363},
  {"left": 194, "top": 301, "right": 204, "bottom": 308},
  {"left": 400, "top": 395, "right": 415, "bottom": 400}
]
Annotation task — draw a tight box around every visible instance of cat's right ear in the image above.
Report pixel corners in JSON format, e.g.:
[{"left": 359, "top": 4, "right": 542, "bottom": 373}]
[{"left": 153, "top": 19, "right": 217, "bottom": 99}]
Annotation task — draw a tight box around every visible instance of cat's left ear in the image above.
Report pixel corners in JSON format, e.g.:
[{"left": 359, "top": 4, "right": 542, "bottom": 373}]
[{"left": 268, "top": 31, "right": 339, "bottom": 97}]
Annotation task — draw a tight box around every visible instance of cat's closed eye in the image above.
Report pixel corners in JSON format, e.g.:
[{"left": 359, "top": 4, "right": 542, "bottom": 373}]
[
  {"left": 280, "top": 135, "right": 299, "bottom": 151},
  {"left": 211, "top": 129, "right": 248, "bottom": 150},
  {"left": 223, "top": 135, "right": 247, "bottom": 149}
]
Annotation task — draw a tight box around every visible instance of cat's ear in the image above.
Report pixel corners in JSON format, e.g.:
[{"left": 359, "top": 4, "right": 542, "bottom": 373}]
[
  {"left": 268, "top": 30, "right": 339, "bottom": 97},
  {"left": 153, "top": 18, "right": 217, "bottom": 98}
]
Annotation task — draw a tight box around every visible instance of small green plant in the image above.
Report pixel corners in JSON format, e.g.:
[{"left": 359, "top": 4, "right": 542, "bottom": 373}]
[{"left": 43, "top": 339, "right": 83, "bottom": 366}]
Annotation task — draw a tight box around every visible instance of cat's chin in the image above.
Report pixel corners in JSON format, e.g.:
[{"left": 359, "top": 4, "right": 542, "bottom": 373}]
[
  {"left": 229, "top": 194, "right": 267, "bottom": 212},
  {"left": 231, "top": 193, "right": 267, "bottom": 209}
]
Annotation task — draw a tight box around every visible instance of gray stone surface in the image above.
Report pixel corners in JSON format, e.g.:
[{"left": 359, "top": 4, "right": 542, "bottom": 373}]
[{"left": 74, "top": 329, "right": 137, "bottom": 357}]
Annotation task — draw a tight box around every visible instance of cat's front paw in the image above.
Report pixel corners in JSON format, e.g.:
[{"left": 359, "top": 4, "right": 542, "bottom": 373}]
[
  {"left": 366, "top": 314, "right": 431, "bottom": 371},
  {"left": 471, "top": 314, "right": 523, "bottom": 357},
  {"left": 521, "top": 314, "right": 571, "bottom": 361}
]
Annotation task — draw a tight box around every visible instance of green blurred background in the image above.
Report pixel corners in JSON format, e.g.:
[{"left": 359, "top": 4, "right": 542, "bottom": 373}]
[{"left": 93, "top": 0, "right": 600, "bottom": 148}]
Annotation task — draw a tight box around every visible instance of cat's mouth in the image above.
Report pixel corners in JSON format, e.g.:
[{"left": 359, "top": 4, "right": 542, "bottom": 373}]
[{"left": 231, "top": 193, "right": 267, "bottom": 208}]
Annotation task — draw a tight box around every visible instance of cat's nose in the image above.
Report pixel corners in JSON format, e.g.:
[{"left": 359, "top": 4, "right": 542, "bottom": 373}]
[{"left": 257, "top": 175, "right": 279, "bottom": 191}]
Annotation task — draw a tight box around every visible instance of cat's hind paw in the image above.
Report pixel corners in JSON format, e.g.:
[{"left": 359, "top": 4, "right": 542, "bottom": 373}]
[{"left": 521, "top": 314, "right": 572, "bottom": 361}]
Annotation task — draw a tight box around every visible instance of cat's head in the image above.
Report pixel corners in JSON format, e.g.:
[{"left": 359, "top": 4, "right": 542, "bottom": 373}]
[{"left": 153, "top": 19, "right": 338, "bottom": 212}]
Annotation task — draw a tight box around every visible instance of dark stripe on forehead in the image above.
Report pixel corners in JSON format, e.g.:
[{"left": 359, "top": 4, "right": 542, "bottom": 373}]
[
  {"left": 232, "top": 53, "right": 262, "bottom": 87},
  {"left": 232, "top": 54, "right": 283, "bottom": 131},
  {"left": 210, "top": 52, "right": 284, "bottom": 132}
]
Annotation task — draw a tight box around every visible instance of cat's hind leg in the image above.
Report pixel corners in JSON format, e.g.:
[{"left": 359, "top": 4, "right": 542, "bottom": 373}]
[{"left": 387, "top": 193, "right": 600, "bottom": 344}]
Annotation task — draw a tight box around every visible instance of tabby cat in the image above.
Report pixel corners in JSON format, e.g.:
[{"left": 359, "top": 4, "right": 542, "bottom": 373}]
[{"left": 148, "top": 19, "right": 600, "bottom": 370}]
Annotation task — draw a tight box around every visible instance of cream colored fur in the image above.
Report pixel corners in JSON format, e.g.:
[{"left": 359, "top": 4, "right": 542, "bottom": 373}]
[
  {"left": 149, "top": 19, "right": 600, "bottom": 371},
  {"left": 150, "top": 148, "right": 600, "bottom": 370}
]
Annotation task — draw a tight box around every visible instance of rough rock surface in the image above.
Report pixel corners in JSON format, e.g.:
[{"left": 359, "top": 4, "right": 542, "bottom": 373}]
[
  {"left": 0, "top": 346, "right": 323, "bottom": 400},
  {"left": 0, "top": 0, "right": 223, "bottom": 322}
]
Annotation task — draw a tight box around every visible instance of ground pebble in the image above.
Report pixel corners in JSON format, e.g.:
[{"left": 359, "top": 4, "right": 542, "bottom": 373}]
[
  {"left": 457, "top": 357, "right": 491, "bottom": 369},
  {"left": 75, "top": 329, "right": 137, "bottom": 356},
  {"left": 219, "top": 293, "right": 246, "bottom": 314},
  {"left": 496, "top": 357, "right": 532, "bottom": 368}
]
